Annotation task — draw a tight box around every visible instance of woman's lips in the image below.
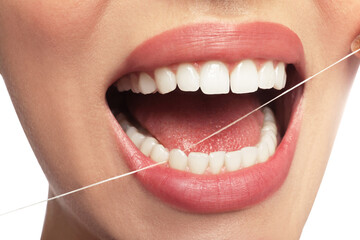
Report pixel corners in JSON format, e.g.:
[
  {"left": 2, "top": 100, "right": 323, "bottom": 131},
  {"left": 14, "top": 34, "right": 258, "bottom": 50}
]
[
  {"left": 110, "top": 22, "right": 305, "bottom": 213},
  {"left": 112, "top": 21, "right": 305, "bottom": 82}
]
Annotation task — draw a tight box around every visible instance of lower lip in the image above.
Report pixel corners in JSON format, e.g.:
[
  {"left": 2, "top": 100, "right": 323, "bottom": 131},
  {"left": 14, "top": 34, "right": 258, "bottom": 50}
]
[{"left": 111, "top": 92, "right": 303, "bottom": 213}]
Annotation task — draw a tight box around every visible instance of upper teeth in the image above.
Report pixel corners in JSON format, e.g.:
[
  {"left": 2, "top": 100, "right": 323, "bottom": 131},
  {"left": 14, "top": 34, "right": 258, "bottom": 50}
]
[
  {"left": 115, "top": 60, "right": 287, "bottom": 95},
  {"left": 116, "top": 107, "right": 278, "bottom": 175}
]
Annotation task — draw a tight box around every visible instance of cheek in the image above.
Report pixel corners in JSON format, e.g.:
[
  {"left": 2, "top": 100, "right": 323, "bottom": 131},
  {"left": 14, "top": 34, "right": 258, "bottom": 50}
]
[
  {"left": 315, "top": 0, "right": 360, "bottom": 44},
  {"left": 3, "top": 0, "right": 108, "bottom": 51}
]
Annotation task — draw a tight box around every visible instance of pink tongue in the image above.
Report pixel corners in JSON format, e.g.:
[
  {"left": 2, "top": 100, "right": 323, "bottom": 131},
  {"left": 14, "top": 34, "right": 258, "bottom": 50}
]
[{"left": 126, "top": 92, "right": 263, "bottom": 154}]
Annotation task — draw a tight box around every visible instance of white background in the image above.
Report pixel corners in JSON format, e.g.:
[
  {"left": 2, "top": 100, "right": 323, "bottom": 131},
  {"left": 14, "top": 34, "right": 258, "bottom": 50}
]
[{"left": 0, "top": 68, "right": 359, "bottom": 239}]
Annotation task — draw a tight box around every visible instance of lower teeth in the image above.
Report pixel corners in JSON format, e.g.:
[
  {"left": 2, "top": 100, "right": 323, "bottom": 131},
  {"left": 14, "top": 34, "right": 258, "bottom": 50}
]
[{"left": 117, "top": 107, "right": 278, "bottom": 175}]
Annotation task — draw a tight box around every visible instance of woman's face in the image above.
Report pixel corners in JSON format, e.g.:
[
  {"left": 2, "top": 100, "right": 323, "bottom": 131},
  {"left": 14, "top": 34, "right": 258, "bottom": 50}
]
[{"left": 1, "top": 1, "right": 359, "bottom": 239}]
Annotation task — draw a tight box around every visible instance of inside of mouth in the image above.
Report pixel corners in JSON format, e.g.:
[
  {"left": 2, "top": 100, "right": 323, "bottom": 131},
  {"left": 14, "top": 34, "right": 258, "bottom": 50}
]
[{"left": 106, "top": 63, "right": 301, "bottom": 174}]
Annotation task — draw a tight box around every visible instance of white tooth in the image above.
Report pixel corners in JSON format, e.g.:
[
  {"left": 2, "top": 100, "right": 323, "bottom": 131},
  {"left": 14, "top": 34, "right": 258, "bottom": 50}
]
[
  {"left": 225, "top": 151, "right": 242, "bottom": 172},
  {"left": 130, "top": 132, "right": 145, "bottom": 147},
  {"left": 120, "top": 119, "right": 132, "bottom": 131},
  {"left": 116, "top": 76, "right": 131, "bottom": 92},
  {"left": 209, "top": 151, "right": 225, "bottom": 174},
  {"left": 188, "top": 152, "right": 209, "bottom": 174},
  {"left": 274, "top": 62, "right": 287, "bottom": 90},
  {"left": 140, "top": 137, "right": 158, "bottom": 157},
  {"left": 241, "top": 147, "right": 258, "bottom": 168},
  {"left": 263, "top": 107, "right": 276, "bottom": 123},
  {"left": 230, "top": 60, "right": 259, "bottom": 94},
  {"left": 257, "top": 142, "right": 270, "bottom": 163},
  {"left": 258, "top": 61, "right": 276, "bottom": 89},
  {"left": 138, "top": 73, "right": 157, "bottom": 94},
  {"left": 150, "top": 144, "right": 169, "bottom": 163},
  {"left": 116, "top": 113, "right": 132, "bottom": 131},
  {"left": 130, "top": 74, "right": 140, "bottom": 93},
  {"left": 261, "top": 133, "right": 277, "bottom": 156},
  {"left": 176, "top": 64, "right": 200, "bottom": 92},
  {"left": 126, "top": 126, "right": 138, "bottom": 138},
  {"left": 122, "top": 76, "right": 132, "bottom": 91},
  {"left": 169, "top": 149, "right": 188, "bottom": 171},
  {"left": 200, "top": 61, "right": 229, "bottom": 94},
  {"left": 261, "top": 122, "right": 277, "bottom": 135},
  {"left": 154, "top": 67, "right": 177, "bottom": 94}
]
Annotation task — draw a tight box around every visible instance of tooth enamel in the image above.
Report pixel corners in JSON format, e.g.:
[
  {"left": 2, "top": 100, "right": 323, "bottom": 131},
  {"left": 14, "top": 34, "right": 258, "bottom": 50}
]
[
  {"left": 150, "top": 144, "right": 169, "bottom": 163},
  {"left": 241, "top": 147, "right": 258, "bottom": 168},
  {"left": 130, "top": 74, "right": 140, "bottom": 93},
  {"left": 261, "top": 122, "right": 277, "bottom": 135},
  {"left": 154, "top": 67, "right": 177, "bottom": 94},
  {"left": 263, "top": 107, "right": 276, "bottom": 122},
  {"left": 200, "top": 61, "right": 230, "bottom": 94},
  {"left": 126, "top": 126, "right": 138, "bottom": 138},
  {"left": 230, "top": 60, "right": 259, "bottom": 94},
  {"left": 116, "top": 76, "right": 131, "bottom": 92},
  {"left": 140, "top": 137, "right": 158, "bottom": 157},
  {"left": 225, "top": 151, "right": 242, "bottom": 172},
  {"left": 119, "top": 119, "right": 132, "bottom": 131},
  {"left": 116, "top": 113, "right": 132, "bottom": 131},
  {"left": 169, "top": 149, "right": 188, "bottom": 171},
  {"left": 188, "top": 152, "right": 209, "bottom": 174},
  {"left": 209, "top": 151, "right": 225, "bottom": 174},
  {"left": 176, "top": 64, "right": 200, "bottom": 92},
  {"left": 261, "top": 133, "right": 277, "bottom": 156},
  {"left": 257, "top": 142, "right": 270, "bottom": 163},
  {"left": 258, "top": 61, "right": 276, "bottom": 89},
  {"left": 130, "top": 132, "right": 146, "bottom": 148},
  {"left": 274, "top": 62, "right": 287, "bottom": 90},
  {"left": 138, "top": 73, "right": 157, "bottom": 94}
]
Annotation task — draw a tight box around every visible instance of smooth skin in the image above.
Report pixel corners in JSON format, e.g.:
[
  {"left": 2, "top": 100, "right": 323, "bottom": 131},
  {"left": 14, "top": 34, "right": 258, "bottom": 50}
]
[{"left": 0, "top": 1, "right": 360, "bottom": 239}]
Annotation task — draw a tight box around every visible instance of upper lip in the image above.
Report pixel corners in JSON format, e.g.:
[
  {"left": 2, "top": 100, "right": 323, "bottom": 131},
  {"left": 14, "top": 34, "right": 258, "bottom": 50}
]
[
  {"left": 110, "top": 22, "right": 305, "bottom": 213},
  {"left": 110, "top": 21, "right": 305, "bottom": 87}
]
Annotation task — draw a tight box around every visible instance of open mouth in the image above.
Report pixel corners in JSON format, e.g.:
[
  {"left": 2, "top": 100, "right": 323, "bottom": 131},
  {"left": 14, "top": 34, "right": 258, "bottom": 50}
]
[{"left": 107, "top": 22, "right": 305, "bottom": 213}]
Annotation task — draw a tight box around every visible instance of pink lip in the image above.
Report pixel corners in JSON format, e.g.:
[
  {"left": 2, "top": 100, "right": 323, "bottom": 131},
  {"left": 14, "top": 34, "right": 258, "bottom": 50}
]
[{"left": 110, "top": 22, "right": 305, "bottom": 213}]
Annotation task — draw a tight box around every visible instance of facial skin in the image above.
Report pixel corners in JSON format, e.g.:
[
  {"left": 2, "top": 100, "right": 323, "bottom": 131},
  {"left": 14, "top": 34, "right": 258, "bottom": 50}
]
[{"left": 0, "top": 0, "right": 359, "bottom": 239}]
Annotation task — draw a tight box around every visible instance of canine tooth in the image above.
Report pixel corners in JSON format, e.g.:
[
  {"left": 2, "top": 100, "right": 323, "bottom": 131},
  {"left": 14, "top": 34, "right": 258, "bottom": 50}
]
[
  {"left": 188, "top": 152, "right": 209, "bottom": 174},
  {"left": 130, "top": 132, "right": 146, "bottom": 148},
  {"left": 138, "top": 73, "right": 157, "bottom": 94},
  {"left": 258, "top": 61, "right": 276, "bottom": 89},
  {"left": 126, "top": 126, "right": 138, "bottom": 138},
  {"left": 154, "top": 67, "right": 176, "bottom": 94},
  {"left": 230, "top": 60, "right": 259, "bottom": 93},
  {"left": 130, "top": 74, "right": 140, "bottom": 93},
  {"left": 176, "top": 64, "right": 200, "bottom": 92},
  {"left": 209, "top": 151, "right": 225, "bottom": 174},
  {"left": 261, "top": 134, "right": 277, "bottom": 156},
  {"left": 274, "top": 62, "right": 286, "bottom": 90},
  {"left": 241, "top": 147, "right": 258, "bottom": 168},
  {"left": 140, "top": 137, "right": 158, "bottom": 157},
  {"left": 225, "top": 151, "right": 242, "bottom": 172},
  {"left": 169, "top": 149, "right": 188, "bottom": 171},
  {"left": 257, "top": 142, "right": 270, "bottom": 163},
  {"left": 150, "top": 144, "right": 169, "bottom": 163},
  {"left": 200, "top": 61, "right": 229, "bottom": 94}
]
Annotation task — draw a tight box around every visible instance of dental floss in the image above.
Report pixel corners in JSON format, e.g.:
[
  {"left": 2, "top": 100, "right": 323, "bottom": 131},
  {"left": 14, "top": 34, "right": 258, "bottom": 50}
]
[{"left": 1, "top": 48, "right": 359, "bottom": 217}]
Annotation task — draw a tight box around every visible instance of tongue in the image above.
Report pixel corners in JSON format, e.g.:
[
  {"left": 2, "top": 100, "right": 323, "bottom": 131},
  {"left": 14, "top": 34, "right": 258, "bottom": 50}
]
[{"left": 126, "top": 91, "right": 263, "bottom": 154}]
